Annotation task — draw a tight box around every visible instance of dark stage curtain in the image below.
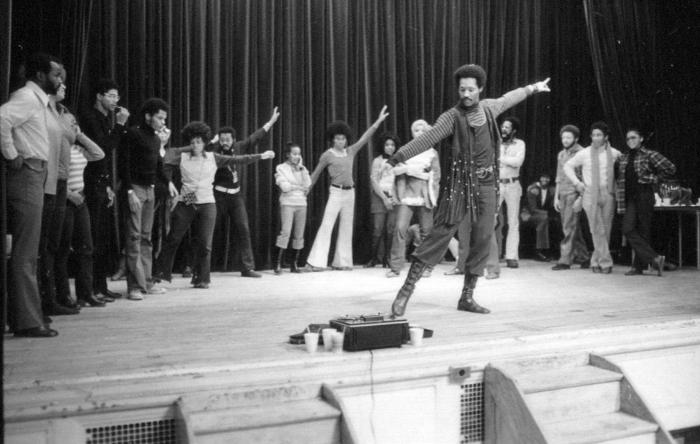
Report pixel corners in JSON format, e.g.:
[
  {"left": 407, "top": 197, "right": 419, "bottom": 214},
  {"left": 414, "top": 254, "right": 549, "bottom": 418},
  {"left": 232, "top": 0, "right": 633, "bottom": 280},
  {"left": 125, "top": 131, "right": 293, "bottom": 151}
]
[
  {"left": 5, "top": 0, "right": 698, "bottom": 270},
  {"left": 584, "top": 0, "right": 700, "bottom": 194}
]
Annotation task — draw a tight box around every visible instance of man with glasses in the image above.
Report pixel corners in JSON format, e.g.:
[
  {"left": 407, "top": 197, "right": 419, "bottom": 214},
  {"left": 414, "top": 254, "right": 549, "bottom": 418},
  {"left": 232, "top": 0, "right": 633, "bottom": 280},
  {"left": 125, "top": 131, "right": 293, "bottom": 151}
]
[
  {"left": 616, "top": 128, "right": 676, "bottom": 276},
  {"left": 81, "top": 79, "right": 131, "bottom": 303}
]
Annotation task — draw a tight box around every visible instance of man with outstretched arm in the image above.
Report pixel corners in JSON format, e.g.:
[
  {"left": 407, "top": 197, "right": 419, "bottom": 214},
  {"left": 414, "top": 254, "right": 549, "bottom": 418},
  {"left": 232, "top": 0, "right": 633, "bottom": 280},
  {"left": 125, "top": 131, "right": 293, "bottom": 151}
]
[{"left": 387, "top": 64, "right": 550, "bottom": 316}]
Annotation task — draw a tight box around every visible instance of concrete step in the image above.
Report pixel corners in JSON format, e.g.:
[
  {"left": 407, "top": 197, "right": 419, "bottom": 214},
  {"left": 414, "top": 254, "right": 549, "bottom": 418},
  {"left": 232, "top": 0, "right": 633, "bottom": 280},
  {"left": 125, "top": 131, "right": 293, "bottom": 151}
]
[
  {"left": 526, "top": 380, "right": 620, "bottom": 424},
  {"left": 188, "top": 398, "right": 341, "bottom": 444},
  {"left": 541, "top": 411, "right": 658, "bottom": 444},
  {"left": 515, "top": 365, "right": 622, "bottom": 394}
]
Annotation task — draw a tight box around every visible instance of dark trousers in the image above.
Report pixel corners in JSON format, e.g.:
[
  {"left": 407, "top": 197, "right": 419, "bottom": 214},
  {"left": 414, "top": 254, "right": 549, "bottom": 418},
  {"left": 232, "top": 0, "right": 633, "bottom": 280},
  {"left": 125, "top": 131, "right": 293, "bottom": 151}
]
[
  {"left": 85, "top": 184, "right": 114, "bottom": 293},
  {"left": 6, "top": 161, "right": 47, "bottom": 331},
  {"left": 524, "top": 209, "right": 550, "bottom": 250},
  {"left": 55, "top": 198, "right": 94, "bottom": 301},
  {"left": 155, "top": 202, "right": 217, "bottom": 283},
  {"left": 414, "top": 184, "right": 497, "bottom": 275},
  {"left": 622, "top": 189, "right": 657, "bottom": 269},
  {"left": 370, "top": 209, "right": 396, "bottom": 263},
  {"left": 214, "top": 191, "right": 255, "bottom": 271},
  {"left": 39, "top": 179, "right": 67, "bottom": 308}
]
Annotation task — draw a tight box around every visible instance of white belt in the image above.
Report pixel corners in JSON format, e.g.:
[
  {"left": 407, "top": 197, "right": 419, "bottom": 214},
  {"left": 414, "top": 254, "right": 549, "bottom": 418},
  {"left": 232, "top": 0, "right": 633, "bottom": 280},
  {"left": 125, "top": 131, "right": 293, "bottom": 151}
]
[{"left": 214, "top": 185, "right": 240, "bottom": 195}]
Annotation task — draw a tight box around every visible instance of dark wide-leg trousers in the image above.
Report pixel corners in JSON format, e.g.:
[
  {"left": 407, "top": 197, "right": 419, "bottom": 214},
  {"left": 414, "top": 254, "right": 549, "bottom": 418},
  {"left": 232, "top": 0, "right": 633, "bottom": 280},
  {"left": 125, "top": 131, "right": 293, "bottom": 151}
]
[{"left": 413, "top": 184, "right": 496, "bottom": 276}]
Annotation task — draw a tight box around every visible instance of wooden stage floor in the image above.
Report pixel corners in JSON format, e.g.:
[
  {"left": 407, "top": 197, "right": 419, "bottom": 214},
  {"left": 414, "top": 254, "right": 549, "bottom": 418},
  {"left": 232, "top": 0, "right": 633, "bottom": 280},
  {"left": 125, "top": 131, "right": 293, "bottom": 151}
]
[{"left": 4, "top": 260, "right": 700, "bottom": 421}]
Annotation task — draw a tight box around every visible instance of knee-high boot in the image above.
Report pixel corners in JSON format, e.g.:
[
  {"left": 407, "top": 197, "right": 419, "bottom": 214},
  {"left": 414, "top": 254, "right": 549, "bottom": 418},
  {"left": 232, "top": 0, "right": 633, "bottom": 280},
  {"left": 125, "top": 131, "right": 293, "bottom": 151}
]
[
  {"left": 390, "top": 260, "right": 428, "bottom": 316},
  {"left": 457, "top": 274, "right": 490, "bottom": 314},
  {"left": 291, "top": 249, "right": 302, "bottom": 273},
  {"left": 274, "top": 247, "right": 285, "bottom": 275}
]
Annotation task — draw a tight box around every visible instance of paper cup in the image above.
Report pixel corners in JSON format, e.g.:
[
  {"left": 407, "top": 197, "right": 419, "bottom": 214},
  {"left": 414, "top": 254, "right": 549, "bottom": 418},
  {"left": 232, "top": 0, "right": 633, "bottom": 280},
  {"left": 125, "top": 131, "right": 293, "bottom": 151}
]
[
  {"left": 409, "top": 327, "right": 424, "bottom": 346},
  {"left": 332, "top": 331, "right": 345, "bottom": 352},
  {"left": 321, "top": 328, "right": 336, "bottom": 351},
  {"left": 304, "top": 332, "right": 319, "bottom": 353}
]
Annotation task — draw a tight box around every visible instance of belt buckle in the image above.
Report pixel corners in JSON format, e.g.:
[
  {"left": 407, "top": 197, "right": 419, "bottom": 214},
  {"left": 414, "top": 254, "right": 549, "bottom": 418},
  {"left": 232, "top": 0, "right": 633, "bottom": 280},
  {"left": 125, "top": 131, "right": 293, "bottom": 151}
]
[{"left": 476, "top": 167, "right": 490, "bottom": 180}]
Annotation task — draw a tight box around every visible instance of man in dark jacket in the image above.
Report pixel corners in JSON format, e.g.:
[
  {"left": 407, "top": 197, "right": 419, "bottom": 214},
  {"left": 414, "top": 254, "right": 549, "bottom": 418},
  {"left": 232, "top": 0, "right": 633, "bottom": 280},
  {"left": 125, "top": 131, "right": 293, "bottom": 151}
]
[
  {"left": 208, "top": 108, "right": 280, "bottom": 277},
  {"left": 521, "top": 173, "right": 556, "bottom": 261}
]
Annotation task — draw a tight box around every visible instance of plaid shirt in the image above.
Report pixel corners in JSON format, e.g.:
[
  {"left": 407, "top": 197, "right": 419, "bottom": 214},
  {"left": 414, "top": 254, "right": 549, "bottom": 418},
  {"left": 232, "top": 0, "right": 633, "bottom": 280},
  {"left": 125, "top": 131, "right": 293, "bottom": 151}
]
[{"left": 615, "top": 147, "right": 676, "bottom": 214}]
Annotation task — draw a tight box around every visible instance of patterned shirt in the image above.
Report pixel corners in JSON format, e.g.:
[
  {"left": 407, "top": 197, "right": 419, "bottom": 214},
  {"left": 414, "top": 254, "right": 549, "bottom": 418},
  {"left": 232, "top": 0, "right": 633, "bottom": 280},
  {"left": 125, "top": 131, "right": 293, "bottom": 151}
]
[{"left": 615, "top": 146, "right": 676, "bottom": 214}]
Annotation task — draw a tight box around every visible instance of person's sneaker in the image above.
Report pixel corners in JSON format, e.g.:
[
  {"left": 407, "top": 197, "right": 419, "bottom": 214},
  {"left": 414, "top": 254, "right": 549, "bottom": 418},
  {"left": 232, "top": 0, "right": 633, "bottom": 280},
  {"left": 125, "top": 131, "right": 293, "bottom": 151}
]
[
  {"left": 182, "top": 266, "right": 193, "bottom": 278},
  {"left": 422, "top": 269, "right": 432, "bottom": 278},
  {"left": 241, "top": 269, "right": 262, "bottom": 278},
  {"left": 444, "top": 267, "right": 464, "bottom": 276},
  {"left": 551, "top": 263, "right": 571, "bottom": 271},
  {"left": 506, "top": 259, "right": 519, "bottom": 268},
  {"left": 485, "top": 272, "right": 500, "bottom": 280},
  {"left": 193, "top": 282, "right": 209, "bottom": 289},
  {"left": 148, "top": 286, "right": 167, "bottom": 295},
  {"left": 386, "top": 270, "right": 400, "bottom": 278},
  {"left": 128, "top": 290, "right": 144, "bottom": 300},
  {"left": 624, "top": 268, "right": 643, "bottom": 276}
]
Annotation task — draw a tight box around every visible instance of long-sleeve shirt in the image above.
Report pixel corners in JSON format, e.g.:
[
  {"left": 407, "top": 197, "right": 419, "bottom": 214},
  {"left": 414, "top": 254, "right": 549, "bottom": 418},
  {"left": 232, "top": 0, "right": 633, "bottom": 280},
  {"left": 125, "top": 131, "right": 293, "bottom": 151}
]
[
  {"left": 0, "top": 81, "right": 51, "bottom": 162},
  {"left": 388, "top": 86, "right": 533, "bottom": 224},
  {"left": 309, "top": 124, "right": 380, "bottom": 187},
  {"left": 119, "top": 124, "right": 167, "bottom": 190},
  {"left": 275, "top": 161, "right": 311, "bottom": 206},
  {"left": 499, "top": 138, "right": 525, "bottom": 179},
  {"left": 67, "top": 140, "right": 105, "bottom": 193},
  {"left": 615, "top": 146, "right": 676, "bottom": 214},
  {"left": 80, "top": 106, "right": 127, "bottom": 189},
  {"left": 209, "top": 127, "right": 268, "bottom": 190},
  {"left": 396, "top": 148, "right": 441, "bottom": 208},
  {"left": 563, "top": 144, "right": 622, "bottom": 192},
  {"left": 555, "top": 143, "right": 584, "bottom": 195},
  {"left": 164, "top": 150, "right": 264, "bottom": 204},
  {"left": 390, "top": 87, "right": 531, "bottom": 165}
]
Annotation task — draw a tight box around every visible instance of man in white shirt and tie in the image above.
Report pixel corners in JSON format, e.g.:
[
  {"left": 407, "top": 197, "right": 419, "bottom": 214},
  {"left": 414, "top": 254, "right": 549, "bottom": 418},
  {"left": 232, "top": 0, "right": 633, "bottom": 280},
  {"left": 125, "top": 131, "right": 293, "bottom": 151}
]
[{"left": 498, "top": 116, "right": 525, "bottom": 268}]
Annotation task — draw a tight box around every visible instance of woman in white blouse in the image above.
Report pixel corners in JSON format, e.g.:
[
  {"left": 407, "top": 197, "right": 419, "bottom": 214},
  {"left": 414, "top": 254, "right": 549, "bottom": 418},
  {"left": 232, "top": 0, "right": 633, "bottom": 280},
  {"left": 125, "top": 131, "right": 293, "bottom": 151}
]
[
  {"left": 273, "top": 142, "right": 311, "bottom": 274},
  {"left": 153, "top": 122, "right": 274, "bottom": 288}
]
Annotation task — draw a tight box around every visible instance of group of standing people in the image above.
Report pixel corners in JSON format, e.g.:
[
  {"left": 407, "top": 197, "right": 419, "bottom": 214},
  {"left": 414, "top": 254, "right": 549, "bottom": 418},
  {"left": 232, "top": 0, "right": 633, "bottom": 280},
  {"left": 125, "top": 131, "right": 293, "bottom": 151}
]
[{"left": 2, "top": 53, "right": 678, "bottom": 338}]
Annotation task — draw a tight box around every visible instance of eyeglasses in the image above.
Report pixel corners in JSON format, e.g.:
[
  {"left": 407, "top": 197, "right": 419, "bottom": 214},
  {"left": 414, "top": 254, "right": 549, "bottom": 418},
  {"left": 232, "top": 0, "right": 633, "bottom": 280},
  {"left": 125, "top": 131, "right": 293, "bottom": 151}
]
[{"left": 103, "top": 93, "right": 120, "bottom": 100}]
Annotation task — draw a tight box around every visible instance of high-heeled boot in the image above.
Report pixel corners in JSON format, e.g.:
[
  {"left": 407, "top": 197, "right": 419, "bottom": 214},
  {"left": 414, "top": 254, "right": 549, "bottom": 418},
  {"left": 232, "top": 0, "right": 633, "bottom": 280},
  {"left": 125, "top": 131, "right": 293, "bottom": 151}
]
[
  {"left": 457, "top": 274, "right": 490, "bottom": 314},
  {"left": 390, "top": 260, "right": 428, "bottom": 316},
  {"left": 274, "top": 247, "right": 285, "bottom": 275},
  {"left": 290, "top": 249, "right": 302, "bottom": 273}
]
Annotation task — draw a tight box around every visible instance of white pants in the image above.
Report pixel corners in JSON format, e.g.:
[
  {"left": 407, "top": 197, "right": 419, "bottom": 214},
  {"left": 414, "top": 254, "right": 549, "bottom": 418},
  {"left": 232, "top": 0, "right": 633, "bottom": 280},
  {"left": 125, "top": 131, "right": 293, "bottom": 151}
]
[
  {"left": 306, "top": 187, "right": 355, "bottom": 268},
  {"left": 498, "top": 181, "right": 522, "bottom": 260},
  {"left": 582, "top": 191, "right": 615, "bottom": 268}
]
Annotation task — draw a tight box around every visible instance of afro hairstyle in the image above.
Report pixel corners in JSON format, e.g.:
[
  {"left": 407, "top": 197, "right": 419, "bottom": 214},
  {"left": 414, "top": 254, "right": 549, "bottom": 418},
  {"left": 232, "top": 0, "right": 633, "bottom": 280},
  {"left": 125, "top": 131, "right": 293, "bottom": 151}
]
[
  {"left": 325, "top": 120, "right": 353, "bottom": 145},
  {"left": 181, "top": 121, "right": 212, "bottom": 144},
  {"left": 453, "top": 64, "right": 487, "bottom": 88}
]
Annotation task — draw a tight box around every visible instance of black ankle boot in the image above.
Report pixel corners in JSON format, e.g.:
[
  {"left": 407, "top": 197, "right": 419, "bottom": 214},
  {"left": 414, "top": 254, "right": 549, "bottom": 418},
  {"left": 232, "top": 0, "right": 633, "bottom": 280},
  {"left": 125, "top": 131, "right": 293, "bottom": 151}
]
[
  {"left": 390, "top": 260, "right": 428, "bottom": 316},
  {"left": 291, "top": 249, "right": 302, "bottom": 273},
  {"left": 274, "top": 247, "right": 285, "bottom": 275},
  {"left": 457, "top": 274, "right": 490, "bottom": 314}
]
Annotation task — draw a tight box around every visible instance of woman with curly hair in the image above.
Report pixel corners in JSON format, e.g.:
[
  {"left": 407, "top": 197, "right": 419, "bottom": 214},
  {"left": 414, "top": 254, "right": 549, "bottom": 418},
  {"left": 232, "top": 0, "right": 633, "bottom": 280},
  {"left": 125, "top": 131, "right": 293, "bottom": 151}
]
[
  {"left": 365, "top": 132, "right": 400, "bottom": 268},
  {"left": 153, "top": 121, "right": 275, "bottom": 288},
  {"left": 305, "top": 106, "right": 389, "bottom": 271}
]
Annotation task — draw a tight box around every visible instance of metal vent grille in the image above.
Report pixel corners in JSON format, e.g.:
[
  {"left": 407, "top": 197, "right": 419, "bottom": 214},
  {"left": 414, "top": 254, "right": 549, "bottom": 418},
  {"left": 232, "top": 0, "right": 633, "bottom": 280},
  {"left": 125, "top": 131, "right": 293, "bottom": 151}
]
[
  {"left": 460, "top": 382, "right": 484, "bottom": 443},
  {"left": 86, "top": 419, "right": 176, "bottom": 444}
]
